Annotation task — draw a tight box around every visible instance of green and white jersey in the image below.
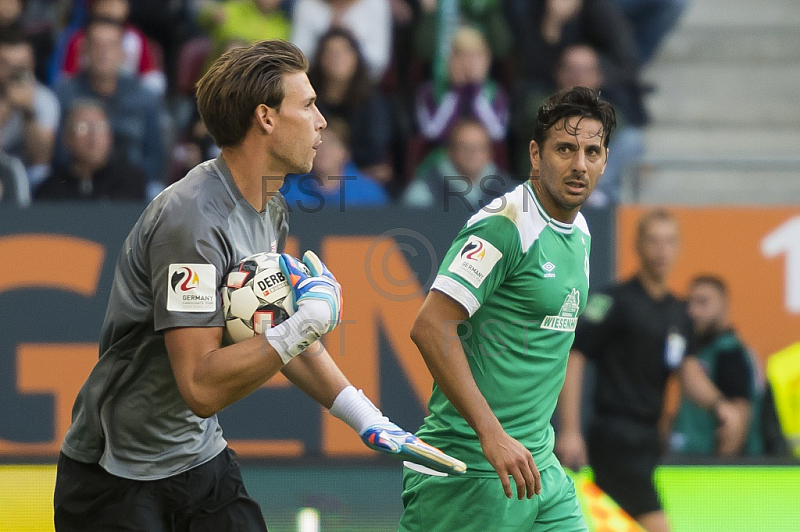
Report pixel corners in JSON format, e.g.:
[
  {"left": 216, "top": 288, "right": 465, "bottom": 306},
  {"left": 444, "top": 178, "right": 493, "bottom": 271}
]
[{"left": 416, "top": 181, "right": 591, "bottom": 476}]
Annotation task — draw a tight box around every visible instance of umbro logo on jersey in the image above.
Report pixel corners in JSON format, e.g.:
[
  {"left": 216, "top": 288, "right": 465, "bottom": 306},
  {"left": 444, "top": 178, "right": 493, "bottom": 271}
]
[{"left": 543, "top": 262, "right": 556, "bottom": 278}]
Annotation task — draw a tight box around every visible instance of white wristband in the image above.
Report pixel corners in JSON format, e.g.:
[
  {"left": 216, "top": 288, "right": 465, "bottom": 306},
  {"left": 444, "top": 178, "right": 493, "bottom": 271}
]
[
  {"left": 329, "top": 386, "right": 388, "bottom": 435},
  {"left": 264, "top": 305, "right": 326, "bottom": 364}
]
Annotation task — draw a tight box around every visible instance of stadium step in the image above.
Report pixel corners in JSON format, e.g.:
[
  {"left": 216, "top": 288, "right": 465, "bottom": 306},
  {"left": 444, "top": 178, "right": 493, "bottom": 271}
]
[
  {"left": 626, "top": 167, "right": 800, "bottom": 205},
  {"left": 632, "top": 0, "right": 800, "bottom": 204},
  {"left": 643, "top": 127, "right": 800, "bottom": 156},
  {"left": 681, "top": 0, "right": 800, "bottom": 28},
  {"left": 656, "top": 26, "right": 800, "bottom": 63},
  {"left": 644, "top": 64, "right": 800, "bottom": 127}
]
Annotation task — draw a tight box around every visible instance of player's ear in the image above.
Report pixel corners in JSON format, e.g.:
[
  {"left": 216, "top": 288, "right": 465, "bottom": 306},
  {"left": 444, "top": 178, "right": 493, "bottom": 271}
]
[
  {"left": 600, "top": 146, "right": 609, "bottom": 175},
  {"left": 529, "top": 140, "right": 540, "bottom": 177},
  {"left": 254, "top": 103, "right": 275, "bottom": 135}
]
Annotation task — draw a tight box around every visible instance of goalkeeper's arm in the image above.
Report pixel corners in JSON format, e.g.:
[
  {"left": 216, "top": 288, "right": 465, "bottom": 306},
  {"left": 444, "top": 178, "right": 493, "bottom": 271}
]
[
  {"left": 276, "top": 252, "right": 466, "bottom": 475},
  {"left": 165, "top": 252, "right": 341, "bottom": 419}
]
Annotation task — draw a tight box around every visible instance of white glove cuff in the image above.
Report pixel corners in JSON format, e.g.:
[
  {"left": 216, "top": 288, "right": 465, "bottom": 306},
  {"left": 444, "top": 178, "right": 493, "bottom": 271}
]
[
  {"left": 264, "top": 305, "right": 325, "bottom": 364},
  {"left": 329, "top": 386, "right": 388, "bottom": 435}
]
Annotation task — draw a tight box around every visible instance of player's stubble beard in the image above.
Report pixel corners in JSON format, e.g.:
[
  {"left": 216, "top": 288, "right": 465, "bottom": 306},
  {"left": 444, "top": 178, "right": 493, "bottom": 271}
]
[
  {"left": 271, "top": 144, "right": 314, "bottom": 176},
  {"left": 531, "top": 171, "right": 592, "bottom": 215}
]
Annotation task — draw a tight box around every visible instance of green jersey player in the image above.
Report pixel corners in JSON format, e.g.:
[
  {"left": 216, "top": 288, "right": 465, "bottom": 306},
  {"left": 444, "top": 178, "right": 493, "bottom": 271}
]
[{"left": 399, "top": 87, "right": 616, "bottom": 531}]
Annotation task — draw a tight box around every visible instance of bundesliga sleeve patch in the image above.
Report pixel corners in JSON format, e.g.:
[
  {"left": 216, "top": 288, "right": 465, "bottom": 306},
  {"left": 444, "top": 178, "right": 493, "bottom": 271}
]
[
  {"left": 167, "top": 263, "right": 217, "bottom": 312},
  {"left": 447, "top": 235, "right": 502, "bottom": 288}
]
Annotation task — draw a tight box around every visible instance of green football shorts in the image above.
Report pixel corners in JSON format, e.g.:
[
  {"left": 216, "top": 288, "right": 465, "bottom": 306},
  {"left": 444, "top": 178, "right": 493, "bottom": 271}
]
[{"left": 399, "top": 461, "right": 587, "bottom": 531}]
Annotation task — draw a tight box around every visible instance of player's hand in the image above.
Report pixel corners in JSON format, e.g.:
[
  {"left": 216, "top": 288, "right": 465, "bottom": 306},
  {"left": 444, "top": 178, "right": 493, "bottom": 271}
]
[
  {"left": 300, "top": 250, "right": 343, "bottom": 325},
  {"left": 555, "top": 431, "right": 588, "bottom": 471},
  {"left": 479, "top": 430, "right": 541, "bottom": 499},
  {"left": 714, "top": 399, "right": 747, "bottom": 455},
  {"left": 713, "top": 399, "right": 738, "bottom": 428},
  {"left": 279, "top": 252, "right": 342, "bottom": 336},
  {"left": 360, "top": 421, "right": 467, "bottom": 475}
]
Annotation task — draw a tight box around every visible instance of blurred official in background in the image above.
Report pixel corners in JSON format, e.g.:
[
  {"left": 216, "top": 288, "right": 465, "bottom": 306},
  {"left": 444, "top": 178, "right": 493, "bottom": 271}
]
[{"left": 558, "top": 210, "right": 744, "bottom": 532}]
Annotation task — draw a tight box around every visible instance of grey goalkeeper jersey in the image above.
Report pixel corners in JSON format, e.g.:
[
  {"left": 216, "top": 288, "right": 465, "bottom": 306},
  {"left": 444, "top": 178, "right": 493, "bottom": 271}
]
[{"left": 61, "top": 155, "right": 289, "bottom": 480}]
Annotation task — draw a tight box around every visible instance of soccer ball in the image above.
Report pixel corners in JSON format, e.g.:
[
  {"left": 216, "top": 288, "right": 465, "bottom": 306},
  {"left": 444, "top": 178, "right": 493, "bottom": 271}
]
[{"left": 222, "top": 252, "right": 298, "bottom": 344}]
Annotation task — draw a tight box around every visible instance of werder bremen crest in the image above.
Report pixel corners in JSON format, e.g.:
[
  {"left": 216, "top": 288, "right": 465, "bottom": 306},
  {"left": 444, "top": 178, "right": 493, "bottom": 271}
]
[{"left": 541, "top": 288, "right": 580, "bottom": 331}]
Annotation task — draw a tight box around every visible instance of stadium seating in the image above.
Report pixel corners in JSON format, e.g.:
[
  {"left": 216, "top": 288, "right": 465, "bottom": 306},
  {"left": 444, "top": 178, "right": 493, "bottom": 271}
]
[{"left": 632, "top": 0, "right": 800, "bottom": 204}]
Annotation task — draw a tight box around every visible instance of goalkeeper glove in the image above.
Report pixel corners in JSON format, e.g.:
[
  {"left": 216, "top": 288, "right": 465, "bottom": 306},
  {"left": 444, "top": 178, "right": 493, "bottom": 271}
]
[
  {"left": 330, "top": 386, "right": 467, "bottom": 475},
  {"left": 361, "top": 422, "right": 467, "bottom": 475},
  {"left": 265, "top": 251, "right": 342, "bottom": 363}
]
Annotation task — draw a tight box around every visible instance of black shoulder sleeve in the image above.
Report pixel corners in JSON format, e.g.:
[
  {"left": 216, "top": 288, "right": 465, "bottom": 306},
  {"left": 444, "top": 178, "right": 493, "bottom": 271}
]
[
  {"left": 716, "top": 347, "right": 753, "bottom": 400},
  {"left": 573, "top": 289, "right": 617, "bottom": 359}
]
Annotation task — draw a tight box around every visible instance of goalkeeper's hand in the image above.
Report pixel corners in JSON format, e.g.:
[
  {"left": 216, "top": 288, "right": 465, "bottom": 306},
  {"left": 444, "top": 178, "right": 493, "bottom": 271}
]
[
  {"left": 281, "top": 250, "right": 342, "bottom": 335},
  {"left": 361, "top": 422, "right": 467, "bottom": 475},
  {"left": 265, "top": 251, "right": 342, "bottom": 363}
]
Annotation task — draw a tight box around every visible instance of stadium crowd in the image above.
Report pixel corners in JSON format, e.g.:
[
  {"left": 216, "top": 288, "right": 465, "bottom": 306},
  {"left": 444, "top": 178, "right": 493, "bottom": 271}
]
[{"left": 0, "top": 0, "right": 686, "bottom": 208}]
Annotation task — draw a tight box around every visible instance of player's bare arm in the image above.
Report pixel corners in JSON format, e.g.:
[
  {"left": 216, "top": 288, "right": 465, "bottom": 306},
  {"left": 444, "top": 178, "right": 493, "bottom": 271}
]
[
  {"left": 715, "top": 398, "right": 751, "bottom": 455},
  {"left": 411, "top": 290, "right": 541, "bottom": 499},
  {"left": 165, "top": 326, "right": 286, "bottom": 418},
  {"left": 280, "top": 341, "right": 350, "bottom": 408},
  {"left": 679, "top": 356, "right": 745, "bottom": 444},
  {"left": 556, "top": 349, "right": 589, "bottom": 470},
  {"left": 680, "top": 356, "right": 728, "bottom": 411}
]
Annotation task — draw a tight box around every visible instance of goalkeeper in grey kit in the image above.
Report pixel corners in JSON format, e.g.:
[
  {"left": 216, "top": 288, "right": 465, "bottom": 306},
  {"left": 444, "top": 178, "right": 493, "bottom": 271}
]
[{"left": 53, "top": 40, "right": 464, "bottom": 531}]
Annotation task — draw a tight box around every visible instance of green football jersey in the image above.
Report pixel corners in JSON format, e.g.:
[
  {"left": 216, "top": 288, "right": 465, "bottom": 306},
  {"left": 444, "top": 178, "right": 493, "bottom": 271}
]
[{"left": 416, "top": 181, "right": 591, "bottom": 476}]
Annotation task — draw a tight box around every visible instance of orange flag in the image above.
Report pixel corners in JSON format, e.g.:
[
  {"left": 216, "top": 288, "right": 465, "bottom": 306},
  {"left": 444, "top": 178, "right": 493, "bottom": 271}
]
[{"left": 568, "top": 469, "right": 645, "bottom": 532}]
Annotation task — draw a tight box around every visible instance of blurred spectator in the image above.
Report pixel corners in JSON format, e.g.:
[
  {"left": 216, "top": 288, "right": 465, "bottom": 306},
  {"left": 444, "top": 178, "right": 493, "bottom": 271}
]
[
  {"left": 35, "top": 99, "right": 146, "bottom": 201},
  {"left": 0, "top": 1, "right": 24, "bottom": 31},
  {"left": 383, "top": 0, "right": 417, "bottom": 95},
  {"left": 511, "top": 44, "right": 644, "bottom": 205},
  {"left": 291, "top": 0, "right": 392, "bottom": 80},
  {"left": 613, "top": 0, "right": 687, "bottom": 66},
  {"left": 168, "top": 103, "right": 220, "bottom": 185},
  {"left": 198, "top": 0, "right": 291, "bottom": 64},
  {"left": 55, "top": 18, "right": 166, "bottom": 196},
  {"left": 670, "top": 275, "right": 764, "bottom": 457},
  {"left": 403, "top": 117, "right": 510, "bottom": 211},
  {"left": 0, "top": 29, "right": 60, "bottom": 190},
  {"left": 125, "top": 0, "right": 195, "bottom": 88},
  {"left": 20, "top": 0, "right": 63, "bottom": 26},
  {"left": 54, "top": 0, "right": 167, "bottom": 95},
  {"left": 1, "top": 0, "right": 54, "bottom": 84},
  {"left": 503, "top": 0, "right": 647, "bottom": 125},
  {"left": 307, "top": 28, "right": 393, "bottom": 183},
  {"left": 281, "top": 117, "right": 388, "bottom": 211},
  {"left": 415, "top": 26, "right": 508, "bottom": 143},
  {"left": 413, "top": 0, "right": 512, "bottom": 62},
  {"left": 764, "top": 342, "right": 800, "bottom": 459},
  {"left": 0, "top": 151, "right": 30, "bottom": 206}
]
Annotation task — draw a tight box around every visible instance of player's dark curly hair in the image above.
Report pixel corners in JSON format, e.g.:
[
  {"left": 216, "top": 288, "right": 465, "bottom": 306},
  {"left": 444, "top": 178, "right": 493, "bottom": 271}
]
[
  {"left": 690, "top": 274, "right": 728, "bottom": 297},
  {"left": 533, "top": 86, "right": 616, "bottom": 149},
  {"left": 196, "top": 40, "right": 308, "bottom": 148}
]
